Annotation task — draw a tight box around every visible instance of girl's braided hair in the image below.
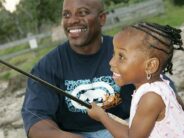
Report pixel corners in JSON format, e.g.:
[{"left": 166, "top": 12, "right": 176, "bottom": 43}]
[{"left": 132, "top": 22, "right": 184, "bottom": 75}]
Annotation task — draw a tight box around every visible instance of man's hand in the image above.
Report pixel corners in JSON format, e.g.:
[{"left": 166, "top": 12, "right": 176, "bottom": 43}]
[{"left": 102, "top": 93, "right": 122, "bottom": 109}]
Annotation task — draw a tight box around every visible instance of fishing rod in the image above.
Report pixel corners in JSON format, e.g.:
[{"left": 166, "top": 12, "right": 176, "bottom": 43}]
[
  {"left": 0, "top": 59, "right": 129, "bottom": 126},
  {"left": 0, "top": 59, "right": 91, "bottom": 109}
]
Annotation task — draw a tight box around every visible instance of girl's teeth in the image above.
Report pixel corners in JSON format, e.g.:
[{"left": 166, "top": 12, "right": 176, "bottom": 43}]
[{"left": 113, "top": 72, "right": 121, "bottom": 77}]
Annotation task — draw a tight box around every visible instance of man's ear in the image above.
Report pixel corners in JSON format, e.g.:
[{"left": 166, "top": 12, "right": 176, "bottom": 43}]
[
  {"left": 99, "top": 11, "right": 106, "bottom": 27},
  {"left": 145, "top": 57, "right": 160, "bottom": 74}
]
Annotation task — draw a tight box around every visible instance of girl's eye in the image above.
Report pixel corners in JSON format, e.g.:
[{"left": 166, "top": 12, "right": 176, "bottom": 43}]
[{"left": 119, "top": 53, "right": 125, "bottom": 61}]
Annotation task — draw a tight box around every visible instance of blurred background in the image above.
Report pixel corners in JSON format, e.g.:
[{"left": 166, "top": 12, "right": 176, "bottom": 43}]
[{"left": 0, "top": 0, "right": 184, "bottom": 137}]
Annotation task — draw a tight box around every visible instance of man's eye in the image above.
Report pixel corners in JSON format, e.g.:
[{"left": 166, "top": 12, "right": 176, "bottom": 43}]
[
  {"left": 78, "top": 10, "right": 89, "bottom": 16},
  {"left": 62, "top": 12, "right": 70, "bottom": 18}
]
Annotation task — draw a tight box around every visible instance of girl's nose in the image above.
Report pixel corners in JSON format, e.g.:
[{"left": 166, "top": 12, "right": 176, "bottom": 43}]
[{"left": 109, "top": 56, "right": 116, "bottom": 67}]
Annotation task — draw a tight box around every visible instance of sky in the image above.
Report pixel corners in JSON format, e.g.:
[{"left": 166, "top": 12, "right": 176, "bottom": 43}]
[{"left": 2, "top": 0, "right": 20, "bottom": 13}]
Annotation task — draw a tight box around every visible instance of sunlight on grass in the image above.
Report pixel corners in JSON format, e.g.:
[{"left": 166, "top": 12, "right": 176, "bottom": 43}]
[{"left": 144, "top": 0, "right": 184, "bottom": 27}]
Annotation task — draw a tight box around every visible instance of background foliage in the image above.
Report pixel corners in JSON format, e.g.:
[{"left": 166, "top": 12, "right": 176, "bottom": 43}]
[
  {"left": 0, "top": 0, "right": 62, "bottom": 43},
  {"left": 0, "top": 0, "right": 184, "bottom": 80},
  {"left": 0, "top": 0, "right": 184, "bottom": 44}
]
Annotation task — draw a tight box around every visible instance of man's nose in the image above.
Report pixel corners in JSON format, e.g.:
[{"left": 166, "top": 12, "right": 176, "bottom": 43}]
[{"left": 67, "top": 15, "right": 80, "bottom": 25}]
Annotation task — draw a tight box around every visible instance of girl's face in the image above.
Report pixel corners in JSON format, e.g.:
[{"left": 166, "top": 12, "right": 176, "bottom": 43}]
[{"left": 110, "top": 30, "right": 149, "bottom": 88}]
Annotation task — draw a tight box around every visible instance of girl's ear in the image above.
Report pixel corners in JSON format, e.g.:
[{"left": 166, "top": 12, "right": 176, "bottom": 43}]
[{"left": 145, "top": 57, "right": 160, "bottom": 74}]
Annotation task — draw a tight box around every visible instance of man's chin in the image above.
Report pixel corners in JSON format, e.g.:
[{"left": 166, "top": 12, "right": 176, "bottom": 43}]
[{"left": 69, "top": 40, "right": 86, "bottom": 47}]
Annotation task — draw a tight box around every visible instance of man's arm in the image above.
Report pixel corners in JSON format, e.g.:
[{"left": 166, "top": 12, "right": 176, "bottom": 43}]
[
  {"left": 28, "top": 119, "right": 83, "bottom": 138},
  {"left": 176, "top": 93, "right": 184, "bottom": 110}
]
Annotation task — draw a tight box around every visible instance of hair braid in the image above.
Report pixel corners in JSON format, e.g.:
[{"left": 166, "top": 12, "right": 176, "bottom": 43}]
[
  {"left": 163, "top": 57, "right": 173, "bottom": 75},
  {"left": 132, "top": 22, "right": 184, "bottom": 75}
]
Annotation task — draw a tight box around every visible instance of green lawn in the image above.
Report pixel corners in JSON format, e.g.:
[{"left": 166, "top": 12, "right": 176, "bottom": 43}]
[
  {"left": 104, "top": 0, "right": 184, "bottom": 36},
  {"left": 145, "top": 0, "right": 184, "bottom": 27}
]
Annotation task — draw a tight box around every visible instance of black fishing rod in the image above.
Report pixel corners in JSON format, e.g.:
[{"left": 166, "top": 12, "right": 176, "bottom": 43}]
[{"left": 0, "top": 59, "right": 91, "bottom": 108}]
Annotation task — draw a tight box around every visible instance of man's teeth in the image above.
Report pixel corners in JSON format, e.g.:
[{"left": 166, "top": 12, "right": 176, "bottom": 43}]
[
  {"left": 69, "top": 28, "right": 87, "bottom": 33},
  {"left": 70, "top": 29, "right": 81, "bottom": 33}
]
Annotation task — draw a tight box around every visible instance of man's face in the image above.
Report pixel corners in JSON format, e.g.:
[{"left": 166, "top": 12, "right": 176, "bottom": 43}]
[{"left": 62, "top": 0, "right": 105, "bottom": 47}]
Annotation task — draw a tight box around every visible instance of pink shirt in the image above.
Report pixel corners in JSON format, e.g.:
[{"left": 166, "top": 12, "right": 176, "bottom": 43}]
[{"left": 129, "top": 80, "right": 184, "bottom": 138}]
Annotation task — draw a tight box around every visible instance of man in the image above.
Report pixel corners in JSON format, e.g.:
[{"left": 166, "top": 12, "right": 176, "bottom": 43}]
[{"left": 21, "top": 0, "right": 133, "bottom": 137}]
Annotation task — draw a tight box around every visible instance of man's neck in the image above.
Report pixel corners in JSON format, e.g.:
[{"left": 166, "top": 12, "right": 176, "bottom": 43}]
[{"left": 70, "top": 36, "right": 103, "bottom": 55}]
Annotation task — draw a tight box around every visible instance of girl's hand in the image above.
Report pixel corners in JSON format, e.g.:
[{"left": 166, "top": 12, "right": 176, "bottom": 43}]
[{"left": 87, "top": 102, "right": 108, "bottom": 122}]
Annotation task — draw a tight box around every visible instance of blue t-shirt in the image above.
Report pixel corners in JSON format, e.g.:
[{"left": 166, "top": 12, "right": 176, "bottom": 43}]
[{"left": 21, "top": 35, "right": 134, "bottom": 134}]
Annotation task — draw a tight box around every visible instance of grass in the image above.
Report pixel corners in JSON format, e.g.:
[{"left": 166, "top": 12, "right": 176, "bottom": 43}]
[
  {"left": 0, "top": 44, "right": 29, "bottom": 56},
  {"left": 104, "top": 0, "right": 184, "bottom": 36},
  {"left": 0, "top": 39, "right": 60, "bottom": 80},
  {"left": 144, "top": 0, "right": 184, "bottom": 27},
  {"left": 0, "top": 0, "right": 184, "bottom": 81}
]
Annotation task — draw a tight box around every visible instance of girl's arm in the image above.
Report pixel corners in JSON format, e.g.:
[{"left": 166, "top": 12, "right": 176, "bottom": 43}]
[
  {"left": 88, "top": 92, "right": 165, "bottom": 138},
  {"left": 128, "top": 92, "right": 165, "bottom": 138},
  {"left": 88, "top": 103, "right": 129, "bottom": 138}
]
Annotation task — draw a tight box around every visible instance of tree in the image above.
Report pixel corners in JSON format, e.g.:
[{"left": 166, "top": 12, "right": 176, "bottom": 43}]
[
  {"left": 0, "top": 0, "right": 63, "bottom": 43},
  {"left": 113, "top": 0, "right": 128, "bottom": 4},
  {"left": 0, "top": 9, "right": 21, "bottom": 43},
  {"left": 103, "top": 0, "right": 128, "bottom": 6},
  {"left": 172, "top": 0, "right": 184, "bottom": 5},
  {"left": 17, "top": 0, "right": 63, "bottom": 33}
]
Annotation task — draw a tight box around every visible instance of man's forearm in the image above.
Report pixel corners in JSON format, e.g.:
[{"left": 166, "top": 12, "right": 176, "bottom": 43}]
[{"left": 28, "top": 119, "right": 83, "bottom": 138}]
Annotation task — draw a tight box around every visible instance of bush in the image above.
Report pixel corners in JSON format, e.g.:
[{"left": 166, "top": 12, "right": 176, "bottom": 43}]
[{"left": 171, "top": 0, "right": 184, "bottom": 5}]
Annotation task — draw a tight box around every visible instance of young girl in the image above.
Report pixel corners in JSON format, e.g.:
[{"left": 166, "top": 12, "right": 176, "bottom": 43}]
[{"left": 87, "top": 22, "right": 184, "bottom": 138}]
